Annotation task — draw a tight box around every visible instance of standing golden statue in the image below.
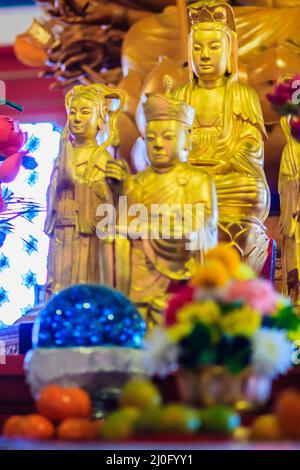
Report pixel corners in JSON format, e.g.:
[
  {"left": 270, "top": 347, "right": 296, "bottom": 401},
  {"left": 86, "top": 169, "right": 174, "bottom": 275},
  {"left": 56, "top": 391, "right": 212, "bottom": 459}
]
[
  {"left": 174, "top": 0, "right": 270, "bottom": 272},
  {"left": 279, "top": 113, "right": 300, "bottom": 307},
  {"left": 45, "top": 83, "right": 124, "bottom": 296},
  {"left": 105, "top": 81, "right": 218, "bottom": 324}
]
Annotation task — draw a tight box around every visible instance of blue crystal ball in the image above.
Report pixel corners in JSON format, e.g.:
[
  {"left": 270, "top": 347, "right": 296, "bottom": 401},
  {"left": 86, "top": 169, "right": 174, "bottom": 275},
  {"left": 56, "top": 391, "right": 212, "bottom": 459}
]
[{"left": 33, "top": 284, "right": 146, "bottom": 349}]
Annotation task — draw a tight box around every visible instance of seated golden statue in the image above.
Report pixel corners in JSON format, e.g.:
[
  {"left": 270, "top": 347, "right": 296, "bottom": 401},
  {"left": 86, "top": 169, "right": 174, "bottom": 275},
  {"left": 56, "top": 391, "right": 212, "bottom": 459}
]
[
  {"left": 279, "top": 114, "right": 300, "bottom": 307},
  {"left": 105, "top": 87, "right": 218, "bottom": 324},
  {"left": 172, "top": 1, "right": 270, "bottom": 272},
  {"left": 44, "top": 83, "right": 124, "bottom": 296},
  {"left": 121, "top": 0, "right": 300, "bottom": 198}
]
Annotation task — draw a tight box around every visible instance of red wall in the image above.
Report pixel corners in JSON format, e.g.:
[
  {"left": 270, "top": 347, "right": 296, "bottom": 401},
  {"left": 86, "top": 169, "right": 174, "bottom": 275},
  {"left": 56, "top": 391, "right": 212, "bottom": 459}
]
[{"left": 0, "top": 46, "right": 65, "bottom": 126}]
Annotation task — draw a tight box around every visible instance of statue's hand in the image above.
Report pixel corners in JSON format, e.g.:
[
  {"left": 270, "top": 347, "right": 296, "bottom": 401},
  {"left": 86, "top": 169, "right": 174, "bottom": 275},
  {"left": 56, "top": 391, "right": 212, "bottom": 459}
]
[
  {"left": 213, "top": 160, "right": 233, "bottom": 174},
  {"left": 106, "top": 159, "right": 129, "bottom": 183}
]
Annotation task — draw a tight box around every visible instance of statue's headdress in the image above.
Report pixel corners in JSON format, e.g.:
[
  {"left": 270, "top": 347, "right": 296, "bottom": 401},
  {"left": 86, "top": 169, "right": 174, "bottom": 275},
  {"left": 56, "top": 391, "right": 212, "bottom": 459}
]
[
  {"left": 143, "top": 76, "right": 195, "bottom": 127},
  {"left": 64, "top": 83, "right": 125, "bottom": 148},
  {"left": 188, "top": 1, "right": 236, "bottom": 33}
]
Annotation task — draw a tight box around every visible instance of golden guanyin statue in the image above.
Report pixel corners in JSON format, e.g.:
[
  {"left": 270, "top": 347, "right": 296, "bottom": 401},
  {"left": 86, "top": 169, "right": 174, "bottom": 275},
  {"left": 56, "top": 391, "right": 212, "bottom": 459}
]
[
  {"left": 105, "top": 84, "right": 218, "bottom": 324},
  {"left": 172, "top": 1, "right": 270, "bottom": 272},
  {"left": 279, "top": 113, "right": 300, "bottom": 307},
  {"left": 45, "top": 83, "right": 124, "bottom": 296}
]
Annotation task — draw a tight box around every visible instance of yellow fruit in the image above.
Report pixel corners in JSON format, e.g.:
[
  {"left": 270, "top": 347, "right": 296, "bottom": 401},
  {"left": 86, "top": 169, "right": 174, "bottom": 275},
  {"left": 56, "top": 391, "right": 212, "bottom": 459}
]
[
  {"left": 101, "top": 408, "right": 140, "bottom": 441},
  {"left": 160, "top": 404, "right": 201, "bottom": 435},
  {"left": 250, "top": 415, "right": 283, "bottom": 441},
  {"left": 119, "top": 380, "right": 162, "bottom": 410},
  {"left": 134, "top": 407, "right": 163, "bottom": 435}
]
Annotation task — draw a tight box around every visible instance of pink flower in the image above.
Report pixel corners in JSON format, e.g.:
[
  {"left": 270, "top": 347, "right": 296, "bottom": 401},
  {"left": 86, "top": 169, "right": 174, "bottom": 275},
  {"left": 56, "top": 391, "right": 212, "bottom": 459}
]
[{"left": 224, "top": 279, "right": 279, "bottom": 314}]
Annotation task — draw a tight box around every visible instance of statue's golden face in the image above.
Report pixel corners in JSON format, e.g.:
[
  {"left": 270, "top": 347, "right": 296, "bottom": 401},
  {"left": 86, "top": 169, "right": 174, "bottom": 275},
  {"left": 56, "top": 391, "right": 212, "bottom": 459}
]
[
  {"left": 145, "top": 120, "right": 189, "bottom": 170},
  {"left": 191, "top": 29, "right": 229, "bottom": 81},
  {"left": 68, "top": 97, "right": 101, "bottom": 140}
]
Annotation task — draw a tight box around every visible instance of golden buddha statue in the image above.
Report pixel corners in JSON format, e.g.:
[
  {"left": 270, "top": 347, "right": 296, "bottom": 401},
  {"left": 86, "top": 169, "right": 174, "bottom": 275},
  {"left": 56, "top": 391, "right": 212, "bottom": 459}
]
[
  {"left": 44, "top": 83, "right": 124, "bottom": 296},
  {"left": 279, "top": 113, "right": 300, "bottom": 307},
  {"left": 172, "top": 1, "right": 270, "bottom": 272},
  {"left": 105, "top": 84, "right": 218, "bottom": 324}
]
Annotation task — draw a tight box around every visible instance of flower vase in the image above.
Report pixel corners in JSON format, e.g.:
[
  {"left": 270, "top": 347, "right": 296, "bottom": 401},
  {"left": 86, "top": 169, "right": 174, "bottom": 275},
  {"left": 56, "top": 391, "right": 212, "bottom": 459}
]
[{"left": 176, "top": 366, "right": 272, "bottom": 412}]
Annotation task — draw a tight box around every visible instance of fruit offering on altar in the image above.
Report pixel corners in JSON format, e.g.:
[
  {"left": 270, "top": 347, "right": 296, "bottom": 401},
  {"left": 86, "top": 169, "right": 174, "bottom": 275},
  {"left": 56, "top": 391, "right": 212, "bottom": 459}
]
[
  {"left": 145, "top": 244, "right": 300, "bottom": 410},
  {"left": 5, "top": 378, "right": 300, "bottom": 443},
  {"left": 2, "top": 384, "right": 101, "bottom": 441},
  {"left": 2, "top": 380, "right": 242, "bottom": 442}
]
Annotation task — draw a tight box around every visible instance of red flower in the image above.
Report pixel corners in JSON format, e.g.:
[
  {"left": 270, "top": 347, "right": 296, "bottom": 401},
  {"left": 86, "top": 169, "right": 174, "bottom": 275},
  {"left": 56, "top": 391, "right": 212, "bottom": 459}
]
[
  {"left": 266, "top": 75, "right": 300, "bottom": 110},
  {"left": 290, "top": 113, "right": 300, "bottom": 143},
  {"left": 0, "top": 116, "right": 27, "bottom": 157},
  {"left": 0, "top": 116, "right": 28, "bottom": 183},
  {"left": 164, "top": 285, "right": 195, "bottom": 327},
  {"left": 266, "top": 91, "right": 291, "bottom": 106}
]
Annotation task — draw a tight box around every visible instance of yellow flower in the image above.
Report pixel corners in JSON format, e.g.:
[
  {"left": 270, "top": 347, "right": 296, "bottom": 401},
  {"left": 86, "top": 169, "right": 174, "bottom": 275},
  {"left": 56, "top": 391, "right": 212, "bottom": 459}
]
[
  {"left": 288, "top": 325, "right": 300, "bottom": 342},
  {"left": 167, "top": 323, "right": 193, "bottom": 342},
  {"left": 191, "top": 259, "right": 229, "bottom": 288},
  {"left": 234, "top": 262, "right": 256, "bottom": 281},
  {"left": 205, "top": 243, "right": 241, "bottom": 276},
  {"left": 221, "top": 305, "right": 261, "bottom": 337},
  {"left": 177, "top": 301, "right": 221, "bottom": 326}
]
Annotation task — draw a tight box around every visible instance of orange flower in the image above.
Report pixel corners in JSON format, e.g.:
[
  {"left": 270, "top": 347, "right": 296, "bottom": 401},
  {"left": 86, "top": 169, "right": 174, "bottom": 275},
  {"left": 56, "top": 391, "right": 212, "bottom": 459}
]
[
  {"left": 191, "top": 259, "right": 229, "bottom": 288},
  {"left": 205, "top": 243, "right": 241, "bottom": 276}
]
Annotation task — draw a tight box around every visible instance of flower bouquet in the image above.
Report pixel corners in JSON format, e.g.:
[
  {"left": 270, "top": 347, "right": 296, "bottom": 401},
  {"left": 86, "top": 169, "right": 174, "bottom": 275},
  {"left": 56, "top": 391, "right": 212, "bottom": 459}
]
[
  {"left": 267, "top": 74, "right": 300, "bottom": 142},
  {"left": 145, "top": 245, "right": 300, "bottom": 411}
]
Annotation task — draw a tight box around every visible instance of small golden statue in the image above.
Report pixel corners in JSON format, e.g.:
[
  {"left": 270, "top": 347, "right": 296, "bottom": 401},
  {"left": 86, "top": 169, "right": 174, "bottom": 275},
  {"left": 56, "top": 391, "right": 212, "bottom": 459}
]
[
  {"left": 173, "top": 0, "right": 271, "bottom": 272},
  {"left": 105, "top": 79, "right": 218, "bottom": 324},
  {"left": 45, "top": 83, "right": 124, "bottom": 296},
  {"left": 279, "top": 114, "right": 300, "bottom": 307}
]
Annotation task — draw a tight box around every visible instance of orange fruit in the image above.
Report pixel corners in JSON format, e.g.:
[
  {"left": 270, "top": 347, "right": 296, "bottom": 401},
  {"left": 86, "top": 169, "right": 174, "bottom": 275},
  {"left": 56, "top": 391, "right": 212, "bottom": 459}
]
[
  {"left": 250, "top": 415, "right": 283, "bottom": 441},
  {"left": 275, "top": 389, "right": 300, "bottom": 439},
  {"left": 65, "top": 387, "right": 92, "bottom": 418},
  {"left": 57, "top": 418, "right": 98, "bottom": 441},
  {"left": 3, "top": 415, "right": 26, "bottom": 437},
  {"left": 36, "top": 384, "right": 92, "bottom": 422},
  {"left": 22, "top": 414, "right": 55, "bottom": 440},
  {"left": 3, "top": 414, "right": 55, "bottom": 440}
]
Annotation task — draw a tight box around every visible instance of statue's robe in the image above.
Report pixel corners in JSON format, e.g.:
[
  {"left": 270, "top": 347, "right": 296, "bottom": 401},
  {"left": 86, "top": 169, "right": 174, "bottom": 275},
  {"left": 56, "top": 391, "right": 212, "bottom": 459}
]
[
  {"left": 174, "top": 80, "right": 270, "bottom": 272},
  {"left": 122, "top": 161, "right": 218, "bottom": 320},
  {"left": 44, "top": 141, "right": 111, "bottom": 296},
  {"left": 279, "top": 116, "right": 300, "bottom": 301}
]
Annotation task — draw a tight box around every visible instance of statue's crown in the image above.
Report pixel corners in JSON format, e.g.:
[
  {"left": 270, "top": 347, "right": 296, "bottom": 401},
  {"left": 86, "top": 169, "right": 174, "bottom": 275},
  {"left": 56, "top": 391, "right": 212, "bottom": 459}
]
[
  {"left": 143, "top": 76, "right": 195, "bottom": 127},
  {"left": 188, "top": 1, "right": 236, "bottom": 32}
]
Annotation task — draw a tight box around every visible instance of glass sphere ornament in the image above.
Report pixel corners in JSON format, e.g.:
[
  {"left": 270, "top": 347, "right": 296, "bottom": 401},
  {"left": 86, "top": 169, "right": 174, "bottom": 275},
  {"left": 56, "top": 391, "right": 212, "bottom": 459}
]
[{"left": 32, "top": 284, "right": 147, "bottom": 349}]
